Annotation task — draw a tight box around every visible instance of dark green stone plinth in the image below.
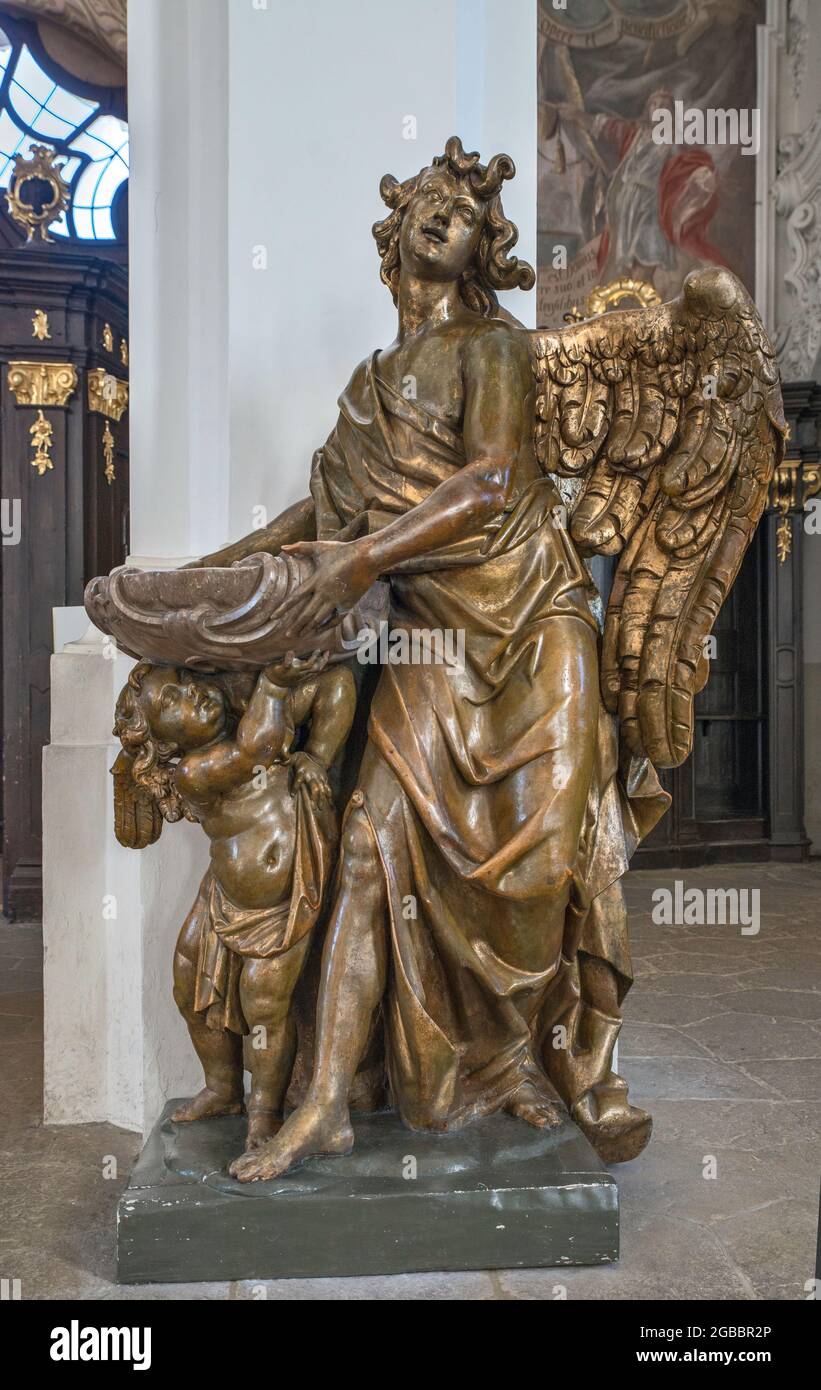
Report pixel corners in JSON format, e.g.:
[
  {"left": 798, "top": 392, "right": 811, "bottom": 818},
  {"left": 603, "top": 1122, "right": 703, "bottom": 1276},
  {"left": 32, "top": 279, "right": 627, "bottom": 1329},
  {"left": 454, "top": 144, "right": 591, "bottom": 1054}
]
[{"left": 117, "top": 1102, "right": 618, "bottom": 1283}]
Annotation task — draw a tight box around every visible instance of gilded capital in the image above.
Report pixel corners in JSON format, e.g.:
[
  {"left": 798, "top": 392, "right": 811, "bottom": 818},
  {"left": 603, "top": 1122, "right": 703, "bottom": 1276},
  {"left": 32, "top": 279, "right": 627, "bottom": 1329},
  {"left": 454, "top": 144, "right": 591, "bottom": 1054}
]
[
  {"left": 87, "top": 368, "right": 129, "bottom": 422},
  {"left": 7, "top": 361, "right": 78, "bottom": 407}
]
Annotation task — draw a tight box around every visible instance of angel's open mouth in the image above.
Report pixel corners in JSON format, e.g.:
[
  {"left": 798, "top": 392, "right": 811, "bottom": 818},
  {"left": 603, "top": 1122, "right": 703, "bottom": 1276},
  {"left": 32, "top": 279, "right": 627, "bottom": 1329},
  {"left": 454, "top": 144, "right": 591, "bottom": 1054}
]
[{"left": 422, "top": 224, "right": 447, "bottom": 243}]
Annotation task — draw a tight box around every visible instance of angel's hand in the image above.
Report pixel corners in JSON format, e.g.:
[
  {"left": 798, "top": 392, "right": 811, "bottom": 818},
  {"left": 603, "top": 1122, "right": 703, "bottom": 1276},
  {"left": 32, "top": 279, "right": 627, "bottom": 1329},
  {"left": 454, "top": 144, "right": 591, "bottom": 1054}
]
[
  {"left": 277, "top": 539, "right": 378, "bottom": 632},
  {"left": 263, "top": 650, "right": 329, "bottom": 688},
  {"left": 290, "top": 751, "right": 332, "bottom": 806}
]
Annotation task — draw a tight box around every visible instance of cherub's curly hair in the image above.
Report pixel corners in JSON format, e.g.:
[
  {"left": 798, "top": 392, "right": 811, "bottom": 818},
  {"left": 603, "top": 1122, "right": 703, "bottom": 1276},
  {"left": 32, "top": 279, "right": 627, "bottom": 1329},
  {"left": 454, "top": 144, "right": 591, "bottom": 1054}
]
[
  {"left": 114, "top": 661, "right": 190, "bottom": 823},
  {"left": 372, "top": 135, "right": 535, "bottom": 317}
]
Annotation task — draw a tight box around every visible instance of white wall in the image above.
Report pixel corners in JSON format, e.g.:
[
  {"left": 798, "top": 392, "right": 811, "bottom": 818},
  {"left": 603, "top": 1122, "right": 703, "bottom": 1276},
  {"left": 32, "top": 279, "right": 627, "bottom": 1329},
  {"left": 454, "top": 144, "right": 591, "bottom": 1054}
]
[
  {"left": 128, "top": 0, "right": 229, "bottom": 562},
  {"left": 227, "top": 0, "right": 536, "bottom": 542}
]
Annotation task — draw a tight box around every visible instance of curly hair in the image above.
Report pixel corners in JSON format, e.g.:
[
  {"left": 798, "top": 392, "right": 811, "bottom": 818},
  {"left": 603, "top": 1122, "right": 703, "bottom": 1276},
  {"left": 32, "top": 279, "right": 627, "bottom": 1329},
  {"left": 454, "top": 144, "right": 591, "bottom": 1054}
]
[
  {"left": 114, "top": 661, "right": 190, "bottom": 823},
  {"left": 372, "top": 135, "right": 535, "bottom": 317}
]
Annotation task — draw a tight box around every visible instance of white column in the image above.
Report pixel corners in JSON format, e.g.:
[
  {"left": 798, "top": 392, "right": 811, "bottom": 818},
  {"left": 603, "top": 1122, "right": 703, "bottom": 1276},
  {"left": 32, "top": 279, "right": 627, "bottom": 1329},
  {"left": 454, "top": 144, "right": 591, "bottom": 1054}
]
[
  {"left": 124, "top": 0, "right": 224, "bottom": 1124},
  {"left": 43, "top": 0, "right": 228, "bottom": 1133},
  {"left": 128, "top": 0, "right": 229, "bottom": 564}
]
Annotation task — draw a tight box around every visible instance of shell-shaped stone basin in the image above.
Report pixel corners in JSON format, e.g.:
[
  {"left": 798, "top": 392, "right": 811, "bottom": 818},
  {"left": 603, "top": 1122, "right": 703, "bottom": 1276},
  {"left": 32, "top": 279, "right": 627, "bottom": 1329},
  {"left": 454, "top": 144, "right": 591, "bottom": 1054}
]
[{"left": 84, "top": 551, "right": 389, "bottom": 671}]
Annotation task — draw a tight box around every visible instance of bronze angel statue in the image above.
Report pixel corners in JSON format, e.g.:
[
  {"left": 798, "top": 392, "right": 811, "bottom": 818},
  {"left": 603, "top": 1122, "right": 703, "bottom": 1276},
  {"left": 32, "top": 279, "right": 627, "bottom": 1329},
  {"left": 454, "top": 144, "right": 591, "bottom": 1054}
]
[{"left": 92, "top": 136, "right": 784, "bottom": 1182}]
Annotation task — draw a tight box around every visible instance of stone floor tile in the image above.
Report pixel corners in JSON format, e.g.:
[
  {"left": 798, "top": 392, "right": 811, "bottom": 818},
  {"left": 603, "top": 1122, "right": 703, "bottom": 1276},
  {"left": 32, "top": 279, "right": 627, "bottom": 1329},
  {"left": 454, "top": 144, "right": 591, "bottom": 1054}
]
[
  {"left": 619, "top": 1022, "right": 715, "bottom": 1059},
  {"left": 739, "top": 1058, "right": 821, "bottom": 1101},
  {"left": 622, "top": 1056, "right": 777, "bottom": 1102},
  {"left": 713, "top": 988, "right": 821, "bottom": 1020},
  {"left": 680, "top": 1012, "right": 821, "bottom": 1063}
]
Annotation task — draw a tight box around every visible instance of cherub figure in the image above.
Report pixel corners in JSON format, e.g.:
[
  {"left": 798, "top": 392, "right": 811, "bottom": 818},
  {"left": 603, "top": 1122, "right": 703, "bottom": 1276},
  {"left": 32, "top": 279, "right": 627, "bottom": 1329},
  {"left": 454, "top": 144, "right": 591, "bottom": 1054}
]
[{"left": 113, "top": 653, "right": 355, "bottom": 1154}]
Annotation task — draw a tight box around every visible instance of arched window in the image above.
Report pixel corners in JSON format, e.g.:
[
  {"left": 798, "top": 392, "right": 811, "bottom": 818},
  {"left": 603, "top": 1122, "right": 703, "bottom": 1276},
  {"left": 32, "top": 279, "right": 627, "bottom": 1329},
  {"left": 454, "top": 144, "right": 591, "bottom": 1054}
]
[{"left": 0, "top": 14, "right": 128, "bottom": 242}]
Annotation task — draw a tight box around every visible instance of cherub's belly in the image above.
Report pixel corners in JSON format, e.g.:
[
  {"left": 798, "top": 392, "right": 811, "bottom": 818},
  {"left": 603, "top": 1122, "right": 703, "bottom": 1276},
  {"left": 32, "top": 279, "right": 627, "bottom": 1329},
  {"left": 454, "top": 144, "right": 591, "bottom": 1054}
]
[{"left": 204, "top": 776, "right": 297, "bottom": 910}]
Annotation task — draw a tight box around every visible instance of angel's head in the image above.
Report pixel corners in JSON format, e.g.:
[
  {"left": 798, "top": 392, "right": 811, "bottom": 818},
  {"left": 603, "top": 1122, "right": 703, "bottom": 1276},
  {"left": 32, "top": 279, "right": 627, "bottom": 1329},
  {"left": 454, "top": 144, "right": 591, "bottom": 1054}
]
[
  {"left": 373, "top": 135, "right": 535, "bottom": 317},
  {"left": 114, "top": 662, "right": 226, "bottom": 821}
]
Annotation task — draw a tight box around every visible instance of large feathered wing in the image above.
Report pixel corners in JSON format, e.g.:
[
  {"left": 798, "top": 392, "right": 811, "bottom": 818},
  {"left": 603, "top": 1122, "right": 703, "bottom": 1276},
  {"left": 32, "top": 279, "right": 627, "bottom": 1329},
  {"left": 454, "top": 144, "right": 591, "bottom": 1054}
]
[
  {"left": 531, "top": 267, "right": 785, "bottom": 768},
  {"left": 111, "top": 750, "right": 164, "bottom": 849}
]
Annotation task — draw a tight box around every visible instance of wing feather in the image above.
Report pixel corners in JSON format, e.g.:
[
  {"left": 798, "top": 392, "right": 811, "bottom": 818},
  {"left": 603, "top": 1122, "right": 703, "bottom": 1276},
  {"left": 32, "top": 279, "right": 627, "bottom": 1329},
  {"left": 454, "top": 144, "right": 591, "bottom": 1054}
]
[
  {"left": 532, "top": 267, "right": 785, "bottom": 768},
  {"left": 111, "top": 750, "right": 163, "bottom": 849}
]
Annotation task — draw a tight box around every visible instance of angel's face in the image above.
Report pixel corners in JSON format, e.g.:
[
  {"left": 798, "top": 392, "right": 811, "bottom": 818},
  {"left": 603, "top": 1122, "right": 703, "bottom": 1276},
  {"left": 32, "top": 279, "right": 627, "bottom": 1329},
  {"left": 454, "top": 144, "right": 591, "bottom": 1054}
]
[
  {"left": 141, "top": 667, "right": 226, "bottom": 750},
  {"left": 400, "top": 169, "right": 484, "bottom": 283}
]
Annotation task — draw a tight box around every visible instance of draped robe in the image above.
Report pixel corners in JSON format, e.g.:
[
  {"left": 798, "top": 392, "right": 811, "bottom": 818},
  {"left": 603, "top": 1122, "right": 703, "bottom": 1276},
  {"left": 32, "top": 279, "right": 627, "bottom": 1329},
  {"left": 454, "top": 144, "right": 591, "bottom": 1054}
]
[{"left": 309, "top": 353, "right": 668, "bottom": 1131}]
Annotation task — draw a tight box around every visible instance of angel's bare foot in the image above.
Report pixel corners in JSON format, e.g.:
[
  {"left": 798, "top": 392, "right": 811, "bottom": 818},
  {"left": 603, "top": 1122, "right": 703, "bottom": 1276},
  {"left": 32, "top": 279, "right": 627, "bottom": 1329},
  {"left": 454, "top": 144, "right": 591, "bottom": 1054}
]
[
  {"left": 171, "top": 1087, "right": 245, "bottom": 1123},
  {"left": 572, "top": 1076, "right": 653, "bottom": 1163},
  {"left": 245, "top": 1107, "right": 283, "bottom": 1150},
  {"left": 229, "top": 1098, "right": 353, "bottom": 1181},
  {"left": 505, "top": 1080, "right": 565, "bottom": 1129}
]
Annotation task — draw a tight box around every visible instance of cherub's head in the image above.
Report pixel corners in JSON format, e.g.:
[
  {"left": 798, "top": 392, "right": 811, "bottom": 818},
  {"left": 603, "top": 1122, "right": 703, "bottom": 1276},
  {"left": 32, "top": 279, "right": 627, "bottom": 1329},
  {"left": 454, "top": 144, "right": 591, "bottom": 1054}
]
[
  {"left": 114, "top": 662, "right": 226, "bottom": 820},
  {"left": 373, "top": 135, "right": 535, "bottom": 317}
]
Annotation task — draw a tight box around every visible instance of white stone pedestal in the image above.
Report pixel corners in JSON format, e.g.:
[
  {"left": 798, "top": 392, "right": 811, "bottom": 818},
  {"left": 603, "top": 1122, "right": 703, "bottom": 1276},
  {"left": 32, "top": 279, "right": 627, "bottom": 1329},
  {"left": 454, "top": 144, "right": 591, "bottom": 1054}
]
[{"left": 42, "top": 622, "right": 207, "bottom": 1132}]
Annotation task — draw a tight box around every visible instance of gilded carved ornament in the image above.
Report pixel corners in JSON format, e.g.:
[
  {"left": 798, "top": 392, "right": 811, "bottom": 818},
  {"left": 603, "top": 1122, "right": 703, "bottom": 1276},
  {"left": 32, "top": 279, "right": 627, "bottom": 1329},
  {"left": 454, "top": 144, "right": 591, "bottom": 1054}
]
[
  {"left": 564, "top": 277, "right": 661, "bottom": 325},
  {"left": 5, "top": 144, "right": 70, "bottom": 243},
  {"left": 102, "top": 421, "right": 115, "bottom": 485},
  {"left": 87, "top": 367, "right": 128, "bottom": 422},
  {"left": 7, "top": 361, "right": 78, "bottom": 407},
  {"left": 29, "top": 410, "right": 54, "bottom": 476},
  {"left": 31, "top": 309, "right": 51, "bottom": 342},
  {"left": 769, "top": 455, "right": 821, "bottom": 564}
]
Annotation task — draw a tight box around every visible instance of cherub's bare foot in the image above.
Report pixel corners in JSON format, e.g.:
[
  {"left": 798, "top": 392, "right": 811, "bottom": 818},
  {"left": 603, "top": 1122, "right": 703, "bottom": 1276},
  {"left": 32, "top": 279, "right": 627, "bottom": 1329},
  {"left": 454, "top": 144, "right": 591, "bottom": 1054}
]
[
  {"left": 229, "top": 1098, "right": 353, "bottom": 1181},
  {"left": 505, "top": 1080, "right": 565, "bottom": 1129},
  {"left": 171, "top": 1087, "right": 244, "bottom": 1123},
  {"left": 245, "top": 1107, "right": 283, "bottom": 1150}
]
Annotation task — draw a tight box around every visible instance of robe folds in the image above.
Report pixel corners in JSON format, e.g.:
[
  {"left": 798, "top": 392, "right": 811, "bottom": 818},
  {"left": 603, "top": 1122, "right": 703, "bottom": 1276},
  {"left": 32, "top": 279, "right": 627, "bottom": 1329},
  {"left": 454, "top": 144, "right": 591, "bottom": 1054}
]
[{"left": 310, "top": 354, "right": 668, "bottom": 1130}]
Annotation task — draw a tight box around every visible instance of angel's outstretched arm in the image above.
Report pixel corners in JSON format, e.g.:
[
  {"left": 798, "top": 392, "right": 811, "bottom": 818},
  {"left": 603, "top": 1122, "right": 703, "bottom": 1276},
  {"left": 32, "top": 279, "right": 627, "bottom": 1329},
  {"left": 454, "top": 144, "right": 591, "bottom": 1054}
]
[
  {"left": 276, "top": 325, "right": 531, "bottom": 631},
  {"left": 364, "top": 324, "right": 529, "bottom": 567}
]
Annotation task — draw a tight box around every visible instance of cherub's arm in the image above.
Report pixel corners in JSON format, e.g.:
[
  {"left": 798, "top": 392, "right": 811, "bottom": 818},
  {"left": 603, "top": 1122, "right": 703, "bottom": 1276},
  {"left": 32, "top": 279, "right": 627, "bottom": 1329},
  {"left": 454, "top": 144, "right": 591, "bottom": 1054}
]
[
  {"left": 175, "top": 669, "right": 293, "bottom": 806},
  {"left": 296, "top": 666, "right": 357, "bottom": 767},
  {"left": 290, "top": 665, "right": 357, "bottom": 803}
]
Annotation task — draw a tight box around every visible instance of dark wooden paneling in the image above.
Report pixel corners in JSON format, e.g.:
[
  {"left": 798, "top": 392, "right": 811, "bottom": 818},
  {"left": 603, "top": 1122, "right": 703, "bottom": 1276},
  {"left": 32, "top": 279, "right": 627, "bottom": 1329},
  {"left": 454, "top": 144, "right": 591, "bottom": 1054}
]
[{"left": 0, "top": 249, "right": 129, "bottom": 917}]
